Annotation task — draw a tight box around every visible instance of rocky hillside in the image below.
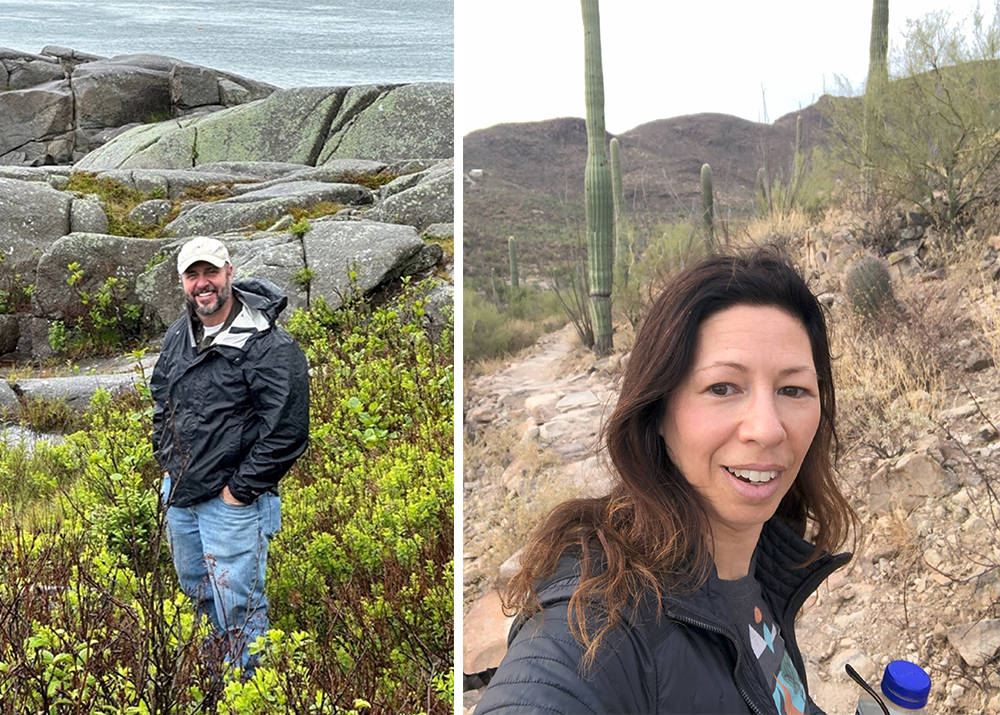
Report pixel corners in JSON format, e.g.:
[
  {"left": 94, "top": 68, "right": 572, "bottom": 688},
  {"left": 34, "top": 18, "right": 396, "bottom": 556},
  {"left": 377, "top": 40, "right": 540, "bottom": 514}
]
[
  {"left": 463, "top": 100, "right": 835, "bottom": 279},
  {"left": 463, "top": 219, "right": 1000, "bottom": 714},
  {"left": 0, "top": 47, "right": 454, "bottom": 412}
]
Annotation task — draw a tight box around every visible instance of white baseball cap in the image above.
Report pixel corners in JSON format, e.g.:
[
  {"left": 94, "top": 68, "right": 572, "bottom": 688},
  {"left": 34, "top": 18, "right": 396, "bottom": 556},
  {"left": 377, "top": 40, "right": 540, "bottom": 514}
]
[{"left": 177, "top": 237, "right": 231, "bottom": 274}]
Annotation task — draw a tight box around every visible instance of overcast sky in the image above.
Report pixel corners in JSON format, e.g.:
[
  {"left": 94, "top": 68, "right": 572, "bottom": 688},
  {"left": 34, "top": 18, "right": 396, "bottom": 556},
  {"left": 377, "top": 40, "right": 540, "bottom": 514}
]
[{"left": 457, "top": 0, "right": 992, "bottom": 136}]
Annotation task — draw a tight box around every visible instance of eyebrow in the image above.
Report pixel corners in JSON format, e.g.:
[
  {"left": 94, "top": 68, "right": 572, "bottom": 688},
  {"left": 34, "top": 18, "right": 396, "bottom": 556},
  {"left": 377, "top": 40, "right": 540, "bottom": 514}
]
[{"left": 694, "top": 361, "right": 817, "bottom": 379}]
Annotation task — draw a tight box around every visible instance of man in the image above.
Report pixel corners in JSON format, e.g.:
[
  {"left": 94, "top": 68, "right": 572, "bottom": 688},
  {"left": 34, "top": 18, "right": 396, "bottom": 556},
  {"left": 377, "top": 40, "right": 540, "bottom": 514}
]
[{"left": 151, "top": 236, "right": 310, "bottom": 673}]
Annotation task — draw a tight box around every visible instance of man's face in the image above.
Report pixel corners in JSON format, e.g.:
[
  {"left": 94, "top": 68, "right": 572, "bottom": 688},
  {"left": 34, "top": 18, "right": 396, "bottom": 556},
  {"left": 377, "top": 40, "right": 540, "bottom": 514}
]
[{"left": 181, "top": 261, "right": 233, "bottom": 322}]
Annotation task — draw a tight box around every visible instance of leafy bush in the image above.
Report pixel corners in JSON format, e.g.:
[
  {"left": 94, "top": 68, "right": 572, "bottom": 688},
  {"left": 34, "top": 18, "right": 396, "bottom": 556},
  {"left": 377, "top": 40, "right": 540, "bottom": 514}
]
[
  {"left": 0, "top": 250, "right": 33, "bottom": 315},
  {"left": 0, "top": 282, "right": 454, "bottom": 713},
  {"left": 52, "top": 263, "right": 146, "bottom": 357}
]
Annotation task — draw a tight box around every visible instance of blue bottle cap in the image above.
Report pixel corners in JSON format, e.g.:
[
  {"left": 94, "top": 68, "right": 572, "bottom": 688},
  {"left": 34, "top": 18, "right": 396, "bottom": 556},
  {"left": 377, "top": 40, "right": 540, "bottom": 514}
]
[{"left": 881, "top": 660, "right": 931, "bottom": 710}]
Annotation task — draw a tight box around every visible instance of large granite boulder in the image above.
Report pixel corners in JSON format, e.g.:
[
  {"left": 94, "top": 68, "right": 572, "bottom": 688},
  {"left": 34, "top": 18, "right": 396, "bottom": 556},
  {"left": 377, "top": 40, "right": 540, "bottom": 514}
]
[
  {"left": 1, "top": 49, "right": 64, "bottom": 89},
  {"left": 0, "top": 177, "right": 72, "bottom": 273},
  {"left": 318, "top": 82, "right": 454, "bottom": 163},
  {"left": 32, "top": 232, "right": 173, "bottom": 320},
  {"left": 228, "top": 159, "right": 388, "bottom": 196},
  {"left": 369, "top": 160, "right": 453, "bottom": 231},
  {"left": 79, "top": 87, "right": 347, "bottom": 170},
  {"left": 304, "top": 220, "right": 424, "bottom": 310},
  {"left": 0, "top": 80, "right": 75, "bottom": 165},
  {"left": 91, "top": 168, "right": 261, "bottom": 198},
  {"left": 192, "top": 87, "right": 346, "bottom": 167},
  {"left": 163, "top": 181, "right": 373, "bottom": 237},
  {"left": 75, "top": 118, "right": 200, "bottom": 170},
  {"left": 72, "top": 58, "right": 173, "bottom": 132},
  {"left": 76, "top": 82, "right": 455, "bottom": 171},
  {"left": 0, "top": 48, "right": 278, "bottom": 167}
]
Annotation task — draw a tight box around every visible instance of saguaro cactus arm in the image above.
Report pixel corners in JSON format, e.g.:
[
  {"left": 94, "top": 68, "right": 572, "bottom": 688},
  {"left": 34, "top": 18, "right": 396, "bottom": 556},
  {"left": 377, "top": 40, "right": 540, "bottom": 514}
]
[{"left": 610, "top": 137, "right": 632, "bottom": 283}]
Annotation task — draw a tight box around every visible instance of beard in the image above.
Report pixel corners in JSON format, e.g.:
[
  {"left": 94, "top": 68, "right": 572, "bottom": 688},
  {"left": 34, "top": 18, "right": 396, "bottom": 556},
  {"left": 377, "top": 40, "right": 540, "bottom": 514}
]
[{"left": 185, "top": 277, "right": 232, "bottom": 318}]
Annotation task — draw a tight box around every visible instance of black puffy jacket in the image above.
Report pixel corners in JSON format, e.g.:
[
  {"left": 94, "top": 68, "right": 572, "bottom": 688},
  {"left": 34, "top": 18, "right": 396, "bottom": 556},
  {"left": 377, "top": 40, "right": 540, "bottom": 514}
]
[
  {"left": 476, "top": 517, "right": 852, "bottom": 715},
  {"left": 151, "top": 278, "right": 310, "bottom": 508}
]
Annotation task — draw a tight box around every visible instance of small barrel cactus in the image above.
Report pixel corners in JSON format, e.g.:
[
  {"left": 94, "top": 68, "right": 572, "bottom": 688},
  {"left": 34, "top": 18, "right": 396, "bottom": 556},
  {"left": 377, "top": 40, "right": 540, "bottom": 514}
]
[{"left": 844, "top": 251, "right": 894, "bottom": 321}]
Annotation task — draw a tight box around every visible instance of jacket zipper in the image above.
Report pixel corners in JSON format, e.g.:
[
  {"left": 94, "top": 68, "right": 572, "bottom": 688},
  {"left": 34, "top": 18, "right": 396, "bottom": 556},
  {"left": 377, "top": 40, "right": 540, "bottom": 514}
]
[{"left": 668, "top": 610, "right": 768, "bottom": 715}]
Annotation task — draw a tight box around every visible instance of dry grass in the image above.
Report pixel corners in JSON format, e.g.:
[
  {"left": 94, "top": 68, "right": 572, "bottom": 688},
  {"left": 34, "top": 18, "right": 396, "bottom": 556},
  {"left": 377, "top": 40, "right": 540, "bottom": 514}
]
[
  {"left": 739, "top": 210, "right": 813, "bottom": 250},
  {"left": 463, "top": 423, "right": 564, "bottom": 606},
  {"left": 830, "top": 288, "right": 948, "bottom": 461}
]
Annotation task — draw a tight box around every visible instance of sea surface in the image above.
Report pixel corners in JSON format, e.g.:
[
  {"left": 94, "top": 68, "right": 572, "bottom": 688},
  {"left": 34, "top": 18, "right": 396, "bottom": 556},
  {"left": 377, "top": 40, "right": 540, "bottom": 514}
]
[{"left": 0, "top": 0, "right": 453, "bottom": 86}]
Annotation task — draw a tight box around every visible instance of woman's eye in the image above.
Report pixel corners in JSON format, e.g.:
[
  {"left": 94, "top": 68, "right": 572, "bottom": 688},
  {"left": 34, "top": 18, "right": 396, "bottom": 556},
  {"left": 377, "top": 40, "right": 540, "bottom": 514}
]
[
  {"left": 708, "top": 384, "right": 735, "bottom": 396},
  {"left": 779, "top": 386, "right": 808, "bottom": 397}
]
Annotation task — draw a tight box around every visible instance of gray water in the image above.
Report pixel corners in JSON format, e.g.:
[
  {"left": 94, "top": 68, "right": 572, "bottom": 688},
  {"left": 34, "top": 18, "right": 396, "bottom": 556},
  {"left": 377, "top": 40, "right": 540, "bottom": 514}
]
[{"left": 0, "top": 0, "right": 453, "bottom": 86}]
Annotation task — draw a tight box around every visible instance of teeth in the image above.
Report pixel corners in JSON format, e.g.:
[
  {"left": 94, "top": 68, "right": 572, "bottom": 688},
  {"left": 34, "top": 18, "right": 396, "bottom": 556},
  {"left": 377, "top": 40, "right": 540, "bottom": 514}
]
[{"left": 726, "top": 467, "right": 778, "bottom": 483}]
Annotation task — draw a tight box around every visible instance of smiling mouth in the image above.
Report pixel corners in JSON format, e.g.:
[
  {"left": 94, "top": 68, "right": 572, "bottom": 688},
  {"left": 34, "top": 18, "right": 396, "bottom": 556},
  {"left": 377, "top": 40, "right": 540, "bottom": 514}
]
[{"left": 725, "top": 466, "right": 778, "bottom": 484}]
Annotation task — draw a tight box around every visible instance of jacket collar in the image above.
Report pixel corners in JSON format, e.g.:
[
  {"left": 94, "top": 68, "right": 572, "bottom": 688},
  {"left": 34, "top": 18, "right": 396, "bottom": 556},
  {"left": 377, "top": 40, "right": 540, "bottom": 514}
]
[
  {"left": 520, "top": 516, "right": 852, "bottom": 634},
  {"left": 185, "top": 294, "right": 270, "bottom": 352},
  {"left": 665, "top": 516, "right": 851, "bottom": 624}
]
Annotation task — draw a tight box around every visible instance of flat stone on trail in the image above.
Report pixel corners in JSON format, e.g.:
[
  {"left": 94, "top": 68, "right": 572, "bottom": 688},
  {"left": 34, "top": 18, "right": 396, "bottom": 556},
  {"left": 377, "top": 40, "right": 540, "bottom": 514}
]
[
  {"left": 555, "top": 390, "right": 600, "bottom": 412},
  {"left": 948, "top": 619, "right": 1000, "bottom": 667},
  {"left": 940, "top": 402, "right": 979, "bottom": 420},
  {"left": 538, "top": 418, "right": 575, "bottom": 443},
  {"left": 524, "top": 393, "right": 559, "bottom": 412},
  {"left": 462, "top": 591, "right": 514, "bottom": 675}
]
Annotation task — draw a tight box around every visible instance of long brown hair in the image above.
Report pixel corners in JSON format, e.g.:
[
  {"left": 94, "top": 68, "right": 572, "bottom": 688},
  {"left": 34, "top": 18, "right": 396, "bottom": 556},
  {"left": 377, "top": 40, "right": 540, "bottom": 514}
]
[{"left": 503, "top": 247, "right": 857, "bottom": 664}]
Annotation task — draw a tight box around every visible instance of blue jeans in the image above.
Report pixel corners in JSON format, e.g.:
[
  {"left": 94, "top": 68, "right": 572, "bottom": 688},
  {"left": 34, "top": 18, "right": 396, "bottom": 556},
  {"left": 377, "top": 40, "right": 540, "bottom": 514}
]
[{"left": 161, "top": 476, "right": 281, "bottom": 672}]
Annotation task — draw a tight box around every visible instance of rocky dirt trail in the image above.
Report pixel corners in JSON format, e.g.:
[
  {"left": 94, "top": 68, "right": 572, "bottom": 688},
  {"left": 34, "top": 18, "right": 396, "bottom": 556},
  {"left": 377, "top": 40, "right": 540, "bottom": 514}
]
[{"left": 463, "top": 313, "right": 1000, "bottom": 714}]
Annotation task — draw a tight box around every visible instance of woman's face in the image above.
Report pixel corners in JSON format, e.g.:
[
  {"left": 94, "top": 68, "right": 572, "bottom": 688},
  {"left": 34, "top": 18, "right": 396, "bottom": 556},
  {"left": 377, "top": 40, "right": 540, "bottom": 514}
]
[{"left": 659, "top": 304, "right": 821, "bottom": 543}]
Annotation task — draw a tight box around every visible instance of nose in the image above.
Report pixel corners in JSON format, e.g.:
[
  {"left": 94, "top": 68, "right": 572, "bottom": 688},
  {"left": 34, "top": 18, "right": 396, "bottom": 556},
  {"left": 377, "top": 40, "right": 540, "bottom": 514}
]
[{"left": 739, "top": 391, "right": 786, "bottom": 446}]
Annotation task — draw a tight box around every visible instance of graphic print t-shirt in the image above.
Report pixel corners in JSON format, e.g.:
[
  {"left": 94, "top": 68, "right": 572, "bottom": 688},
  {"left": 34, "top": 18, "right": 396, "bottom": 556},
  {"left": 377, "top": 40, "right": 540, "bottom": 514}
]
[{"left": 712, "top": 566, "right": 809, "bottom": 715}]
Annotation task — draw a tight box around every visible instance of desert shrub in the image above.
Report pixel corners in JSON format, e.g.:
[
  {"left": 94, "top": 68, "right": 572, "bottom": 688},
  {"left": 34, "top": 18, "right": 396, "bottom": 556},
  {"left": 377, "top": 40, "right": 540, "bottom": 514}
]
[
  {"left": 831, "top": 280, "right": 949, "bottom": 460},
  {"left": 825, "top": 9, "right": 1000, "bottom": 234},
  {"left": 615, "top": 220, "right": 704, "bottom": 328},
  {"left": 464, "top": 289, "right": 553, "bottom": 363}
]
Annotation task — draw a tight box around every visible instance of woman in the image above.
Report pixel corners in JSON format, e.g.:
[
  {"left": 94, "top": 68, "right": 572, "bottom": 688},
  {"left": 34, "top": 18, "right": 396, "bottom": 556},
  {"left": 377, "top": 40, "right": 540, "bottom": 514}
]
[{"left": 476, "top": 248, "right": 857, "bottom": 715}]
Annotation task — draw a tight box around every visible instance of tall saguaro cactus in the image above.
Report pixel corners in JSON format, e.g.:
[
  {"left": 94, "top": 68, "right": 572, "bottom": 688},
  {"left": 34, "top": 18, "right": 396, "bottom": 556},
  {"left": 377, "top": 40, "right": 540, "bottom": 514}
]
[
  {"left": 793, "top": 115, "right": 804, "bottom": 187},
  {"left": 701, "top": 163, "right": 715, "bottom": 249},
  {"left": 508, "top": 236, "right": 519, "bottom": 290},
  {"left": 581, "top": 0, "right": 615, "bottom": 356},
  {"left": 610, "top": 137, "right": 632, "bottom": 285},
  {"left": 863, "top": 0, "right": 889, "bottom": 195}
]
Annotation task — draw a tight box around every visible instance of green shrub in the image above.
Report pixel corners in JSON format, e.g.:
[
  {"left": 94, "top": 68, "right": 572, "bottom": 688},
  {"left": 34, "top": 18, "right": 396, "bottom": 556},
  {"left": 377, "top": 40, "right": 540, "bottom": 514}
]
[
  {"left": 0, "top": 282, "right": 454, "bottom": 714},
  {"left": 52, "top": 263, "right": 145, "bottom": 357},
  {"left": 0, "top": 251, "right": 34, "bottom": 314}
]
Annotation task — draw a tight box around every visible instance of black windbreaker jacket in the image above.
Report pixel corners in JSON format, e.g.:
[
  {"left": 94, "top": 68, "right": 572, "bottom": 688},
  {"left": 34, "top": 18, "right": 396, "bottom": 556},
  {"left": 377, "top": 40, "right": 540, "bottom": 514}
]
[
  {"left": 151, "top": 277, "right": 310, "bottom": 507},
  {"left": 476, "top": 516, "right": 852, "bottom": 715}
]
